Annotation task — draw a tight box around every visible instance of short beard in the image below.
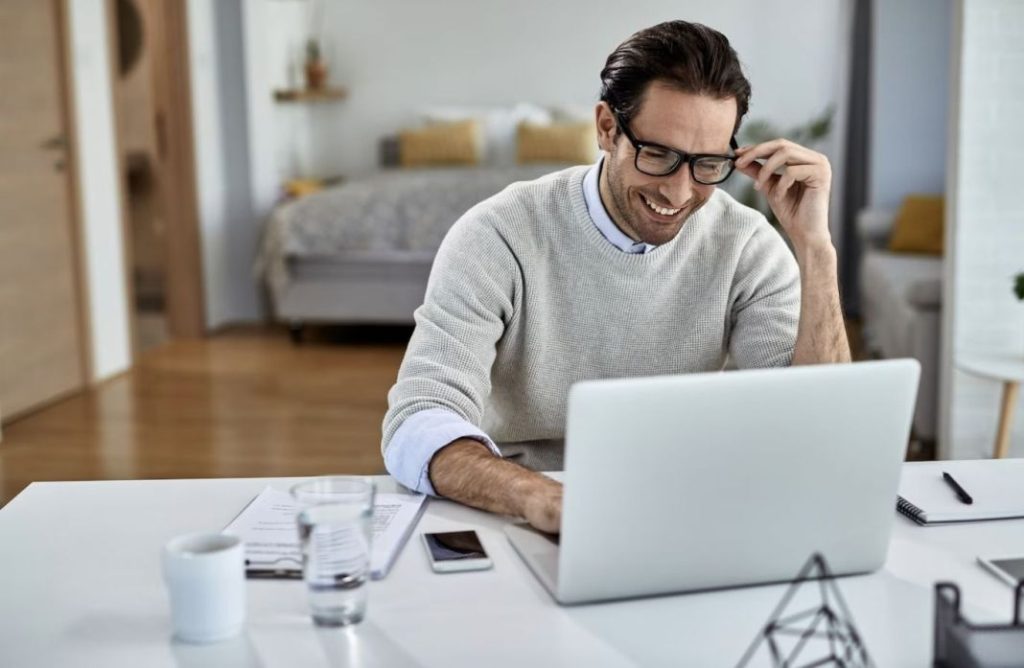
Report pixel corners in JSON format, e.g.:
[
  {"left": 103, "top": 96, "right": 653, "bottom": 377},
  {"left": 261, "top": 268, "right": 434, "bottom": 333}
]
[
  {"left": 605, "top": 157, "right": 639, "bottom": 240},
  {"left": 604, "top": 155, "right": 706, "bottom": 246}
]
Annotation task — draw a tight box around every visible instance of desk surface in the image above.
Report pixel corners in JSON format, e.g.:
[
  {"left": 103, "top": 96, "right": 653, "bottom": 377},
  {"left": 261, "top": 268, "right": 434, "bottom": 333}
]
[{"left": 1, "top": 472, "right": 1022, "bottom": 667}]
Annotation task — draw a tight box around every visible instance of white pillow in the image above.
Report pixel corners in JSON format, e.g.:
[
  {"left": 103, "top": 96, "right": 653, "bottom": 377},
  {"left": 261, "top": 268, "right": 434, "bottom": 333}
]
[
  {"left": 420, "top": 103, "right": 552, "bottom": 166},
  {"left": 550, "top": 104, "right": 596, "bottom": 124}
]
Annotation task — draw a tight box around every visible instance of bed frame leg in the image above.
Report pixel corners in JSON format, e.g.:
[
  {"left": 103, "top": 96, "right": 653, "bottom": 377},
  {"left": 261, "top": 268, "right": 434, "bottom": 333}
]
[{"left": 288, "top": 321, "right": 305, "bottom": 345}]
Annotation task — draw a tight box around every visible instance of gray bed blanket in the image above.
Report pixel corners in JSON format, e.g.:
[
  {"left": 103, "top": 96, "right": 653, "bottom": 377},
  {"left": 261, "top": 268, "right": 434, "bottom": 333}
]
[{"left": 258, "top": 165, "right": 567, "bottom": 292}]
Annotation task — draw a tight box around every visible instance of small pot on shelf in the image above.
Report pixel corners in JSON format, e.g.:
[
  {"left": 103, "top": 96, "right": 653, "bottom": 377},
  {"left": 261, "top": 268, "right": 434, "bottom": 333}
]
[{"left": 304, "top": 38, "right": 328, "bottom": 90}]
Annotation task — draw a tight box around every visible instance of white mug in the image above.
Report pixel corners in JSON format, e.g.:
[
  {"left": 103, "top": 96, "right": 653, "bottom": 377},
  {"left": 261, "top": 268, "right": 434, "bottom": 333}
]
[{"left": 162, "top": 533, "right": 246, "bottom": 644}]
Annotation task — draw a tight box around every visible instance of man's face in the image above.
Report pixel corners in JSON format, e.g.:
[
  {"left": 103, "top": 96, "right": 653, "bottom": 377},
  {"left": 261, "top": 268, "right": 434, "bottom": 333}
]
[{"left": 596, "top": 82, "right": 737, "bottom": 246}]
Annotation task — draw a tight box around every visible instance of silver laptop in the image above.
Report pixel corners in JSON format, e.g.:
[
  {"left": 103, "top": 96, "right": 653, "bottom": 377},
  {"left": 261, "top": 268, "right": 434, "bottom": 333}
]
[{"left": 505, "top": 359, "right": 920, "bottom": 604}]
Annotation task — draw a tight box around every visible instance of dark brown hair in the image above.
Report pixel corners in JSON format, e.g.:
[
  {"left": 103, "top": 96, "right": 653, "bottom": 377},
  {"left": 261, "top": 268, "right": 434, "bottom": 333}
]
[{"left": 600, "top": 21, "right": 751, "bottom": 135}]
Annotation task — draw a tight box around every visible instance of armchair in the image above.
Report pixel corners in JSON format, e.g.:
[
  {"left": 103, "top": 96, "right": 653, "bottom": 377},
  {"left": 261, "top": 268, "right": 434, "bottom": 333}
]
[{"left": 857, "top": 208, "right": 943, "bottom": 441}]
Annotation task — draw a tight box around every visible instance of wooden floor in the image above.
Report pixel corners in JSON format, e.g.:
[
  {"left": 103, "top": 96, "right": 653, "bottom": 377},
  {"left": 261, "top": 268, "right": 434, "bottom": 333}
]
[
  {"left": 0, "top": 319, "right": 911, "bottom": 508},
  {"left": 0, "top": 326, "right": 410, "bottom": 507}
]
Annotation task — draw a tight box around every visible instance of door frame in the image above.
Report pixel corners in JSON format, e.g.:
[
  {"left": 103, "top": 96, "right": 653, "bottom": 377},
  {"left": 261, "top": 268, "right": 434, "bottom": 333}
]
[
  {"left": 54, "top": 0, "right": 93, "bottom": 383},
  {"left": 105, "top": 0, "right": 206, "bottom": 345}
]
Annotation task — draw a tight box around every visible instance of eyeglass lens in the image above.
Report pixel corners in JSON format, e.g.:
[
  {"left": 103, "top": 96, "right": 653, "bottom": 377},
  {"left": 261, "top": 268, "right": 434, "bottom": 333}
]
[{"left": 636, "top": 146, "right": 733, "bottom": 184}]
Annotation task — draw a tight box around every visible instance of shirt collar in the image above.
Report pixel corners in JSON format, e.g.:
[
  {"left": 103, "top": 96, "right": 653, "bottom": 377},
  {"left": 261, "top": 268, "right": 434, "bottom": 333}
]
[{"left": 582, "top": 157, "right": 656, "bottom": 254}]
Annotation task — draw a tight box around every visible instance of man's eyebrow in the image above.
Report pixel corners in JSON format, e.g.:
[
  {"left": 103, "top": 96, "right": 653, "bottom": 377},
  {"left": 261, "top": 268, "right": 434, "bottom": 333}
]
[
  {"left": 636, "top": 128, "right": 733, "bottom": 155},
  {"left": 653, "top": 138, "right": 734, "bottom": 155}
]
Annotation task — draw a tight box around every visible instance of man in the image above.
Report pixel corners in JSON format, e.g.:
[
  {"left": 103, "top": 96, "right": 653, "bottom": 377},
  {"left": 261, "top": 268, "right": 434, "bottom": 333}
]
[{"left": 382, "top": 21, "right": 850, "bottom": 533}]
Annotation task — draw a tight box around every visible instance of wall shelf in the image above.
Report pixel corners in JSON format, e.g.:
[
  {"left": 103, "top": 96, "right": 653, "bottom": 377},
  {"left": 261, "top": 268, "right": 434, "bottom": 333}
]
[{"left": 273, "top": 87, "right": 348, "bottom": 103}]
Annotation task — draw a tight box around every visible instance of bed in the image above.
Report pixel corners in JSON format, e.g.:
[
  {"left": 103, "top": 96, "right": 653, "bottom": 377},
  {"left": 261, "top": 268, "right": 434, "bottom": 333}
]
[{"left": 258, "top": 164, "right": 569, "bottom": 340}]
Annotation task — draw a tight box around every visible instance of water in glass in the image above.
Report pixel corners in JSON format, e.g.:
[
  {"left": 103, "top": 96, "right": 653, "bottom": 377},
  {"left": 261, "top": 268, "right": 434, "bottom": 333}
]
[{"left": 293, "top": 478, "right": 374, "bottom": 627}]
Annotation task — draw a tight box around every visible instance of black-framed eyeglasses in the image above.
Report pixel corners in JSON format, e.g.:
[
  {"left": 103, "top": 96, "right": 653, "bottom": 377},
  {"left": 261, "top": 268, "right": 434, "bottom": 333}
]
[{"left": 614, "top": 112, "right": 738, "bottom": 185}]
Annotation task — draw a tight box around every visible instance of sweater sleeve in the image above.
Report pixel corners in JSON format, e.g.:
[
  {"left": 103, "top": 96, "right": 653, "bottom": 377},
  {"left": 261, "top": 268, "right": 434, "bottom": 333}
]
[
  {"left": 727, "top": 224, "right": 801, "bottom": 368},
  {"left": 381, "top": 208, "right": 521, "bottom": 477}
]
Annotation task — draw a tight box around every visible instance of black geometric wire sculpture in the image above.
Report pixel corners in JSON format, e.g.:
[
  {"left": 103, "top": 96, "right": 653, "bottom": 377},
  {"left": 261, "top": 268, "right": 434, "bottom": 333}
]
[{"left": 736, "top": 553, "right": 874, "bottom": 668}]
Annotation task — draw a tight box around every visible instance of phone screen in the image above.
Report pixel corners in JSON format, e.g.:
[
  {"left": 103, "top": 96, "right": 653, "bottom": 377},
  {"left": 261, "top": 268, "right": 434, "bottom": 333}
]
[
  {"left": 990, "top": 558, "right": 1024, "bottom": 582},
  {"left": 423, "top": 531, "right": 487, "bottom": 562}
]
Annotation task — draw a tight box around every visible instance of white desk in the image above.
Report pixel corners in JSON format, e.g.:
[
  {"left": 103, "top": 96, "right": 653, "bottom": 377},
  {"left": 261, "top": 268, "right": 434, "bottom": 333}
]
[{"left": 1, "top": 473, "right": 1022, "bottom": 667}]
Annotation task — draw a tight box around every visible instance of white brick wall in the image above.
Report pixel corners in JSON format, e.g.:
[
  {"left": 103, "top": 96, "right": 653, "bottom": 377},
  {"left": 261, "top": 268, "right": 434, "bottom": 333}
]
[{"left": 942, "top": 0, "right": 1024, "bottom": 459}]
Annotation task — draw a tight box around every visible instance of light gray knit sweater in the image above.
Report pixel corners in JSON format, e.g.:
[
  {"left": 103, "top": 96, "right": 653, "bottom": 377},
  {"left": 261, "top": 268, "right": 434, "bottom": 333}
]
[{"left": 382, "top": 166, "right": 800, "bottom": 470}]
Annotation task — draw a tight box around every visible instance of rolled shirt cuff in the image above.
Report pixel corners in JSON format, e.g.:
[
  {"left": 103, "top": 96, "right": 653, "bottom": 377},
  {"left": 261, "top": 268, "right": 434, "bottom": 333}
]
[{"left": 384, "top": 408, "right": 501, "bottom": 495}]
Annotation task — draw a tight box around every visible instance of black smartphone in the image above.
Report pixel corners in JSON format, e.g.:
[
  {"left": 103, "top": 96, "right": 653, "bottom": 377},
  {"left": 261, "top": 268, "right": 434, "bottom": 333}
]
[{"left": 421, "top": 530, "right": 492, "bottom": 573}]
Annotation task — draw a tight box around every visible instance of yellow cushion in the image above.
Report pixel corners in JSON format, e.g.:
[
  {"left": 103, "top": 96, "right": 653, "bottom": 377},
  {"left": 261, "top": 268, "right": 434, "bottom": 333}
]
[
  {"left": 516, "top": 122, "right": 596, "bottom": 165},
  {"left": 888, "top": 195, "right": 945, "bottom": 255},
  {"left": 398, "top": 120, "right": 480, "bottom": 167},
  {"left": 283, "top": 178, "right": 324, "bottom": 198}
]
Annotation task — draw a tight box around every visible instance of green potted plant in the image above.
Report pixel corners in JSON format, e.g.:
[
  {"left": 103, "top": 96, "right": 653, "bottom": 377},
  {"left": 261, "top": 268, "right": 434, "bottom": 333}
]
[{"left": 304, "top": 38, "right": 328, "bottom": 90}]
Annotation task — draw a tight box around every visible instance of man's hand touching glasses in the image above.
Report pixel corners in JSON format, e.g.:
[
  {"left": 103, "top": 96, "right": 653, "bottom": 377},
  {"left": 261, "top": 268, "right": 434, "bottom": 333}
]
[{"left": 734, "top": 140, "right": 833, "bottom": 252}]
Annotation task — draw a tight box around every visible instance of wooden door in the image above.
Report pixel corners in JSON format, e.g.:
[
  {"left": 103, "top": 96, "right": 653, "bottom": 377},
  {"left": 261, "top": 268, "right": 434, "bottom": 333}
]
[
  {"left": 109, "top": 0, "right": 205, "bottom": 347},
  {"left": 0, "top": 0, "right": 88, "bottom": 422}
]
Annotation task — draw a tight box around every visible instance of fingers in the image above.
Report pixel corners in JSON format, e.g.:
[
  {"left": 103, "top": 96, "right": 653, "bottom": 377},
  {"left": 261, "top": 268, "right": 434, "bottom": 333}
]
[
  {"left": 529, "top": 495, "right": 562, "bottom": 534},
  {"left": 736, "top": 161, "right": 761, "bottom": 181},
  {"left": 737, "top": 161, "right": 782, "bottom": 194},
  {"left": 735, "top": 139, "right": 822, "bottom": 169},
  {"left": 755, "top": 152, "right": 792, "bottom": 191},
  {"left": 522, "top": 482, "right": 563, "bottom": 534},
  {"left": 769, "top": 165, "right": 817, "bottom": 201},
  {"left": 735, "top": 140, "right": 830, "bottom": 193},
  {"left": 774, "top": 169, "right": 798, "bottom": 201}
]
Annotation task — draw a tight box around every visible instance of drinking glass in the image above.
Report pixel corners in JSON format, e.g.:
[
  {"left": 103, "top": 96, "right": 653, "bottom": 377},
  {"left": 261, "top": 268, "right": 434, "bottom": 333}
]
[{"left": 291, "top": 476, "right": 375, "bottom": 626}]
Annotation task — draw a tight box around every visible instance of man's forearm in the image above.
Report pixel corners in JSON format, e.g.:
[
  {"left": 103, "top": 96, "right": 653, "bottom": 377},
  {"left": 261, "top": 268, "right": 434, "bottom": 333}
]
[
  {"left": 428, "top": 439, "right": 563, "bottom": 532},
  {"left": 791, "top": 240, "right": 851, "bottom": 365}
]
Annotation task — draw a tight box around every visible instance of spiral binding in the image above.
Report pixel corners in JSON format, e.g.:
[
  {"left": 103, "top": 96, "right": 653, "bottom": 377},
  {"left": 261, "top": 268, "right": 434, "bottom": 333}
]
[{"left": 896, "top": 496, "right": 926, "bottom": 524}]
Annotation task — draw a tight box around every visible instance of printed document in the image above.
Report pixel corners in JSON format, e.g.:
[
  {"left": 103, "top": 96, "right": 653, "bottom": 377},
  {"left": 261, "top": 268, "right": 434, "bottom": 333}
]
[{"left": 225, "top": 486, "right": 427, "bottom": 579}]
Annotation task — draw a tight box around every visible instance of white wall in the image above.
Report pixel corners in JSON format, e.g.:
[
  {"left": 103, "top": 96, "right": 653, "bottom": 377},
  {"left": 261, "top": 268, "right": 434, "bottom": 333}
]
[
  {"left": 322, "top": 1, "right": 846, "bottom": 177},
  {"left": 242, "top": 0, "right": 848, "bottom": 197},
  {"left": 242, "top": 0, "right": 310, "bottom": 216},
  {"left": 941, "top": 0, "right": 1024, "bottom": 459},
  {"left": 189, "top": 0, "right": 260, "bottom": 329},
  {"left": 67, "top": 0, "right": 132, "bottom": 381},
  {"left": 869, "top": 0, "right": 951, "bottom": 209},
  {"left": 221, "top": 0, "right": 850, "bottom": 324}
]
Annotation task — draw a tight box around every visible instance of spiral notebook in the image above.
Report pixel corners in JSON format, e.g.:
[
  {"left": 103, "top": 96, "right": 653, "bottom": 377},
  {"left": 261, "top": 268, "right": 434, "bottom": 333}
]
[{"left": 897, "top": 459, "right": 1024, "bottom": 525}]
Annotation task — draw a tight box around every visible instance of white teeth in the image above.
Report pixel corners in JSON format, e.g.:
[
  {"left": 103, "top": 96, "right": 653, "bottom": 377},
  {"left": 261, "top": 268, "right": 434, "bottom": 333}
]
[{"left": 641, "top": 194, "right": 681, "bottom": 217}]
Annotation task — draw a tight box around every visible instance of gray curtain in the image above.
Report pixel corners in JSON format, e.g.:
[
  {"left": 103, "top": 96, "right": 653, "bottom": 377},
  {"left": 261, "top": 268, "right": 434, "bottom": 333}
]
[{"left": 840, "top": 0, "right": 872, "bottom": 317}]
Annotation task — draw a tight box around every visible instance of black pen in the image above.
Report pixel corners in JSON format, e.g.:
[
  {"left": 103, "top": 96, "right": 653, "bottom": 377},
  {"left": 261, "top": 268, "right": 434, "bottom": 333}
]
[
  {"left": 246, "top": 568, "right": 303, "bottom": 580},
  {"left": 942, "top": 471, "right": 973, "bottom": 505}
]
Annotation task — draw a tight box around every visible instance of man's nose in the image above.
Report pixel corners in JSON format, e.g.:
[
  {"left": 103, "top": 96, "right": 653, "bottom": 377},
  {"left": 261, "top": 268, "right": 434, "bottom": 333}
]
[{"left": 657, "top": 163, "right": 695, "bottom": 207}]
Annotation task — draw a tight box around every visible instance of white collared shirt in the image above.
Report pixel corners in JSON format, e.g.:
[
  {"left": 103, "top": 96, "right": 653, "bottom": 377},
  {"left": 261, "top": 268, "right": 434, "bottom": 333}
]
[{"left": 582, "top": 156, "right": 656, "bottom": 254}]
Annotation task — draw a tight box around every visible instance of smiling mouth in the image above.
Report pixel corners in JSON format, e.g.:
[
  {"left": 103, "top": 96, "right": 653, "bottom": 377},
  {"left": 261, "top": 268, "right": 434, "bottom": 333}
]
[{"left": 639, "top": 193, "right": 683, "bottom": 218}]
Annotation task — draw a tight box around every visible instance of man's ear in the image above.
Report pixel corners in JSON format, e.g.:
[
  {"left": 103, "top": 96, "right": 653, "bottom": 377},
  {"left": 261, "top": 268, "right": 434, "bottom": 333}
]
[{"left": 595, "top": 102, "right": 618, "bottom": 153}]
